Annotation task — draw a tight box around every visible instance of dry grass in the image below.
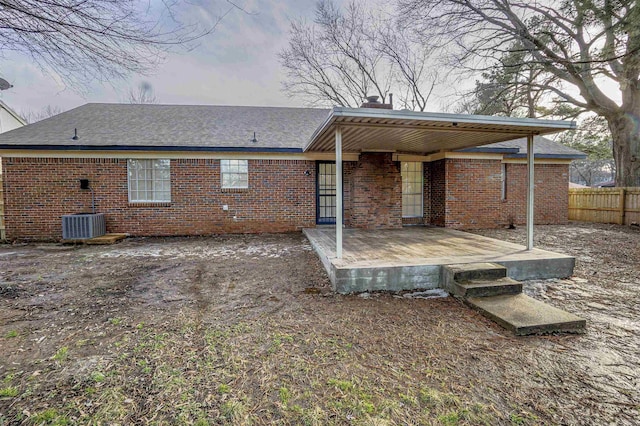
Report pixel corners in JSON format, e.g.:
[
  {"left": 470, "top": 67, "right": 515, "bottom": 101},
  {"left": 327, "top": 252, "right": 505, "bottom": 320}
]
[
  {"left": 1, "top": 225, "right": 638, "bottom": 425},
  {"left": 1, "top": 313, "right": 498, "bottom": 425}
]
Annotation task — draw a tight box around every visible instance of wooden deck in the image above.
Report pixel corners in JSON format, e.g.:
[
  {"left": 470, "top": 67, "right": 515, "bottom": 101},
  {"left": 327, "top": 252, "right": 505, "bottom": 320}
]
[{"left": 303, "top": 227, "right": 575, "bottom": 294}]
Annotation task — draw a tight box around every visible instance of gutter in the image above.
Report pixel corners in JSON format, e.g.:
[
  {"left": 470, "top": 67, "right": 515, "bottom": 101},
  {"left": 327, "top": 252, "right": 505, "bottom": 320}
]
[
  {"left": 506, "top": 153, "right": 588, "bottom": 160},
  {"left": 0, "top": 144, "right": 304, "bottom": 153}
]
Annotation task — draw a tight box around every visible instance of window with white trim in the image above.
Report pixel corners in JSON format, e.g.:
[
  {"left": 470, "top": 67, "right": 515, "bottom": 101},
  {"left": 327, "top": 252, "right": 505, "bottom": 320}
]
[
  {"left": 127, "top": 159, "right": 171, "bottom": 203},
  {"left": 401, "top": 162, "right": 423, "bottom": 218},
  {"left": 221, "top": 159, "right": 248, "bottom": 189}
]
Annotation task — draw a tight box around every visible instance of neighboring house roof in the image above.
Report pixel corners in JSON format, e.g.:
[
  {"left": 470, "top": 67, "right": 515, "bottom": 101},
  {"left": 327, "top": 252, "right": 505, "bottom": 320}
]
[
  {"left": 0, "top": 103, "right": 331, "bottom": 152},
  {"left": 570, "top": 182, "right": 589, "bottom": 188},
  {"left": 0, "top": 103, "right": 581, "bottom": 158},
  {"left": 461, "top": 136, "right": 587, "bottom": 159},
  {"left": 0, "top": 99, "right": 27, "bottom": 132},
  {"left": 594, "top": 180, "right": 616, "bottom": 187}
]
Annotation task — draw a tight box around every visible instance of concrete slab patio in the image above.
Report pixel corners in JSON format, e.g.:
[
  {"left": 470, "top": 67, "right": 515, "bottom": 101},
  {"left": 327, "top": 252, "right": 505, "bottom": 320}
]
[{"left": 303, "top": 227, "right": 575, "bottom": 294}]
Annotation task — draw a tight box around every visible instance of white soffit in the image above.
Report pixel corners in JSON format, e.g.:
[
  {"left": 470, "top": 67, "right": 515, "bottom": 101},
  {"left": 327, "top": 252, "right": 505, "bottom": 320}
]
[{"left": 304, "top": 107, "right": 576, "bottom": 154}]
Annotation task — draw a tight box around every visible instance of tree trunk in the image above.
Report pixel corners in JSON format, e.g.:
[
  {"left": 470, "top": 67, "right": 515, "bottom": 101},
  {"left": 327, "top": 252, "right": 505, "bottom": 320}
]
[{"left": 608, "top": 112, "right": 640, "bottom": 187}]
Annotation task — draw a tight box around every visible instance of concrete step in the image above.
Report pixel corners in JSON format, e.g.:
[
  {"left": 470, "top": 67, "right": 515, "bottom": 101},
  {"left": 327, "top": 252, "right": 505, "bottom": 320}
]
[
  {"left": 467, "top": 294, "right": 586, "bottom": 336},
  {"left": 451, "top": 277, "right": 522, "bottom": 298},
  {"left": 442, "top": 262, "right": 507, "bottom": 294}
]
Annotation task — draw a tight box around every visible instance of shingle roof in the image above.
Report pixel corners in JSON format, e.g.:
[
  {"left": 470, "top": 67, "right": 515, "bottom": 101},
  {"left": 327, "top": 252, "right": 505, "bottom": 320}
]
[
  {"left": 0, "top": 103, "right": 331, "bottom": 151},
  {"left": 0, "top": 103, "right": 583, "bottom": 158},
  {"left": 463, "top": 136, "right": 586, "bottom": 159}
]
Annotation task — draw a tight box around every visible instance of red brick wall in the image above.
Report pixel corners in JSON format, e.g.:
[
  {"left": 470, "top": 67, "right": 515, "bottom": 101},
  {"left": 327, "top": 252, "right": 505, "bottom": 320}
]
[
  {"left": 438, "top": 159, "right": 569, "bottom": 229},
  {"left": 342, "top": 161, "right": 356, "bottom": 227},
  {"left": 2, "top": 158, "right": 316, "bottom": 240},
  {"left": 430, "top": 160, "right": 447, "bottom": 227},
  {"left": 349, "top": 153, "right": 402, "bottom": 229},
  {"left": 502, "top": 163, "right": 569, "bottom": 226},
  {"left": 1, "top": 156, "right": 570, "bottom": 240},
  {"left": 443, "top": 159, "right": 504, "bottom": 228}
]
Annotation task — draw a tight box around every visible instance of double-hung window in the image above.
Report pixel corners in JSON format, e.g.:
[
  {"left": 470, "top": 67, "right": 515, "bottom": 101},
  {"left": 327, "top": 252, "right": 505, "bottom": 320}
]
[
  {"left": 221, "top": 159, "right": 248, "bottom": 189},
  {"left": 127, "top": 159, "right": 171, "bottom": 203},
  {"left": 401, "top": 162, "right": 423, "bottom": 218}
]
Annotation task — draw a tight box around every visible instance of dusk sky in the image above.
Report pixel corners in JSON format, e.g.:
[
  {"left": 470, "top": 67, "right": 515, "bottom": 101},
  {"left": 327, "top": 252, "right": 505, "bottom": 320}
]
[{"left": 0, "top": 0, "right": 336, "bottom": 118}]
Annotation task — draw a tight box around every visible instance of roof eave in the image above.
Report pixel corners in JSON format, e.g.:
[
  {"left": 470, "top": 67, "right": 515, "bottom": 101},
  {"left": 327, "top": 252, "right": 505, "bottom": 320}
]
[
  {"left": 506, "top": 153, "right": 587, "bottom": 160},
  {"left": 0, "top": 100, "right": 27, "bottom": 126},
  {"left": 458, "top": 147, "right": 521, "bottom": 154},
  {"left": 0, "top": 144, "right": 304, "bottom": 153}
]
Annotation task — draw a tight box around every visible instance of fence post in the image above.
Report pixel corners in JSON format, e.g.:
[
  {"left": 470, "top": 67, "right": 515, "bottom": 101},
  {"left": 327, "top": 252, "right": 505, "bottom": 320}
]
[{"left": 619, "top": 187, "right": 626, "bottom": 225}]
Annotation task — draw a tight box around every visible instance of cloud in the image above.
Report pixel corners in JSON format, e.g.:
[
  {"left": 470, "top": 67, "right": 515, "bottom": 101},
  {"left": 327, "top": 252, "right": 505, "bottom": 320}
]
[{"left": 0, "top": 0, "right": 325, "bottom": 113}]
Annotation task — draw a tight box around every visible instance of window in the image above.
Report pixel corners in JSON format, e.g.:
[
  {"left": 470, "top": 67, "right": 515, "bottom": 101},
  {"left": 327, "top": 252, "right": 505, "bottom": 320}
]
[
  {"left": 401, "top": 162, "right": 423, "bottom": 218},
  {"left": 501, "top": 163, "right": 507, "bottom": 200},
  {"left": 221, "top": 159, "right": 248, "bottom": 189},
  {"left": 127, "top": 159, "right": 171, "bottom": 203}
]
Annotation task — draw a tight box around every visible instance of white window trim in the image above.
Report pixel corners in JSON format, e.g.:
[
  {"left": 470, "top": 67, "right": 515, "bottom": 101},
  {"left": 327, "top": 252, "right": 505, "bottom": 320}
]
[
  {"left": 401, "top": 161, "right": 424, "bottom": 218},
  {"left": 127, "top": 159, "right": 171, "bottom": 203},
  {"left": 220, "top": 159, "right": 249, "bottom": 189}
]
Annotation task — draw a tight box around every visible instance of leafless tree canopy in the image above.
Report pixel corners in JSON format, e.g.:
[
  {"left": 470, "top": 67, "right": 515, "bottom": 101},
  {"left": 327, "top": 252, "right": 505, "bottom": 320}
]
[
  {"left": 0, "top": 0, "right": 240, "bottom": 88},
  {"left": 128, "top": 82, "right": 158, "bottom": 104},
  {"left": 400, "top": 0, "right": 640, "bottom": 186},
  {"left": 20, "top": 104, "right": 63, "bottom": 123},
  {"left": 279, "top": 0, "right": 438, "bottom": 110}
]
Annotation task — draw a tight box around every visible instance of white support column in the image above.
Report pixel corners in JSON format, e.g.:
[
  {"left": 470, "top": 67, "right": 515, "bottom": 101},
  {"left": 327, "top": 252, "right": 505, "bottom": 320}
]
[
  {"left": 335, "top": 127, "right": 343, "bottom": 259},
  {"left": 526, "top": 134, "right": 535, "bottom": 250}
]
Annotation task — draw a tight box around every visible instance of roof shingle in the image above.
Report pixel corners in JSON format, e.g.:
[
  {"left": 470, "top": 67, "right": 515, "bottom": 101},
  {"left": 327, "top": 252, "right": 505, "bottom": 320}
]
[
  {"left": 0, "top": 103, "right": 330, "bottom": 150},
  {"left": 0, "top": 103, "right": 584, "bottom": 159}
]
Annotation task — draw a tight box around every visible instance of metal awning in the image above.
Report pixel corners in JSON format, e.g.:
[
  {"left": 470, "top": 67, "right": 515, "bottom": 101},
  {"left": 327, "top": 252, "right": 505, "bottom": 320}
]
[
  {"left": 308, "top": 108, "right": 577, "bottom": 260},
  {"left": 304, "top": 107, "right": 576, "bottom": 153}
]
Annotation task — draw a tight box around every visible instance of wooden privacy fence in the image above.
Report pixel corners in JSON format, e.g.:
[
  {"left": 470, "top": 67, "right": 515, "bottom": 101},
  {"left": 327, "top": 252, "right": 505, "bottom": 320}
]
[{"left": 569, "top": 187, "right": 640, "bottom": 225}]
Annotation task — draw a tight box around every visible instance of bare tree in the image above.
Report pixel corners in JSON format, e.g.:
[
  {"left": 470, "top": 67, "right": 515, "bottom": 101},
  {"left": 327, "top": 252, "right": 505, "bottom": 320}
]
[
  {"left": 455, "top": 42, "right": 560, "bottom": 118},
  {"left": 400, "top": 0, "right": 640, "bottom": 186},
  {"left": 128, "top": 82, "right": 158, "bottom": 104},
  {"left": 20, "top": 105, "right": 63, "bottom": 123},
  {"left": 0, "top": 0, "right": 244, "bottom": 89},
  {"left": 280, "top": 0, "right": 438, "bottom": 110}
]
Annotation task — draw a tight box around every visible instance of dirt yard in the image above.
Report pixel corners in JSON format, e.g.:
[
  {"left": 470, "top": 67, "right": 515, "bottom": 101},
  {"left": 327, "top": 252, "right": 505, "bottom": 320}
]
[{"left": 0, "top": 222, "right": 638, "bottom": 425}]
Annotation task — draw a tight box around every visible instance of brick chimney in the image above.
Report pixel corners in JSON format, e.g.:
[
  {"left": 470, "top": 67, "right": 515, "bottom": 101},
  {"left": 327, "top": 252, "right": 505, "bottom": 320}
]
[{"left": 360, "top": 94, "right": 393, "bottom": 109}]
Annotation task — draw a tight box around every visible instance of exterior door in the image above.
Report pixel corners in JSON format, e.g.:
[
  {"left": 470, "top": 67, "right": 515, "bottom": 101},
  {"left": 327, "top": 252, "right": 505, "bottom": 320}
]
[{"left": 316, "top": 162, "right": 337, "bottom": 224}]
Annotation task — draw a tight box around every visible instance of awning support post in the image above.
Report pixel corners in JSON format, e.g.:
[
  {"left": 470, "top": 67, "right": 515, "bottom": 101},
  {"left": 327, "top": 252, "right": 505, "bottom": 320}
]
[
  {"left": 336, "top": 127, "right": 343, "bottom": 259},
  {"left": 526, "top": 134, "right": 534, "bottom": 250}
]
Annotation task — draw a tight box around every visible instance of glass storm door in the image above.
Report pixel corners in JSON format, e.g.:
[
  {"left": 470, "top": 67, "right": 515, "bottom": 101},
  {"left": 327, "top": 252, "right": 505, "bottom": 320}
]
[{"left": 316, "top": 162, "right": 337, "bottom": 224}]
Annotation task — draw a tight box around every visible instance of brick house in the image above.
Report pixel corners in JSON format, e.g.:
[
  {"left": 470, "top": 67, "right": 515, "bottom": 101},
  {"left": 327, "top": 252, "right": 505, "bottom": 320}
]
[{"left": 0, "top": 102, "right": 583, "bottom": 241}]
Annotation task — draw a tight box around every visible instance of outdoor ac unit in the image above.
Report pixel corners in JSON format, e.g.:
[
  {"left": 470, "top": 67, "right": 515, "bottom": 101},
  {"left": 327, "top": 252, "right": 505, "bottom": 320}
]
[{"left": 62, "top": 213, "right": 106, "bottom": 239}]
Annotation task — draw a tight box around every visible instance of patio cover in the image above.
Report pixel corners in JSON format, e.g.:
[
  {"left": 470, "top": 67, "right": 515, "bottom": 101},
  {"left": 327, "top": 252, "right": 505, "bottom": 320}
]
[{"left": 303, "top": 107, "right": 576, "bottom": 258}]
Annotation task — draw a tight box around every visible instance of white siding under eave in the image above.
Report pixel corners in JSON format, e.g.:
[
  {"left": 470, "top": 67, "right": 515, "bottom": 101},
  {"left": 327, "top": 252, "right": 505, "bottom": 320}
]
[{"left": 0, "top": 107, "right": 25, "bottom": 133}]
